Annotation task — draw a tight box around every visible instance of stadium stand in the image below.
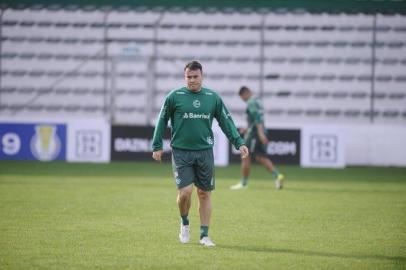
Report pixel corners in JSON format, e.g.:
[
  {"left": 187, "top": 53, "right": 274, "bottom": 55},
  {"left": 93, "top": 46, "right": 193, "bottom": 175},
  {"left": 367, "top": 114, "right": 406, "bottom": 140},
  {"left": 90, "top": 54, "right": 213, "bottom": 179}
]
[{"left": 0, "top": 5, "right": 405, "bottom": 126}]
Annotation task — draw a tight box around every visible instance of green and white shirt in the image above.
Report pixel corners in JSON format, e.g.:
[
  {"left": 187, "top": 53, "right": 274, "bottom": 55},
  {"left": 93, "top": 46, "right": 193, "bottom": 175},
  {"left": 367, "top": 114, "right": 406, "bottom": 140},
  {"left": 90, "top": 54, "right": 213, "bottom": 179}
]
[
  {"left": 152, "top": 87, "right": 244, "bottom": 151},
  {"left": 245, "top": 97, "right": 266, "bottom": 139}
]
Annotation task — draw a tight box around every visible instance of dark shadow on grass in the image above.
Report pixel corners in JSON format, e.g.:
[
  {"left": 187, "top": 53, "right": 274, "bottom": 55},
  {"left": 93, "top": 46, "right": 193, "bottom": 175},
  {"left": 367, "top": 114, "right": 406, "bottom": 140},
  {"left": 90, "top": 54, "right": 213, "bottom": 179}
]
[{"left": 217, "top": 245, "right": 406, "bottom": 263}]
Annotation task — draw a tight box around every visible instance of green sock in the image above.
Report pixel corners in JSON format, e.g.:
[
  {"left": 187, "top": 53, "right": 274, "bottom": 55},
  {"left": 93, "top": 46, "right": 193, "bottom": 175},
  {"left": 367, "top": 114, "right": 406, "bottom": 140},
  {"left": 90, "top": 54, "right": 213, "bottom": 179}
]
[
  {"left": 181, "top": 214, "right": 189, "bottom": 226},
  {"left": 200, "top": 225, "right": 209, "bottom": 239},
  {"left": 241, "top": 177, "right": 248, "bottom": 186}
]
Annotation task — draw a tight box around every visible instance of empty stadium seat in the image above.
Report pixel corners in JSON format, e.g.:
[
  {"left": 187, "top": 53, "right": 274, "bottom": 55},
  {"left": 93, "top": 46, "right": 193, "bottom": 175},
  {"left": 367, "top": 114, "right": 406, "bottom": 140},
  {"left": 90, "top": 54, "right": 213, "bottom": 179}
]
[{"left": 1, "top": 7, "right": 405, "bottom": 125}]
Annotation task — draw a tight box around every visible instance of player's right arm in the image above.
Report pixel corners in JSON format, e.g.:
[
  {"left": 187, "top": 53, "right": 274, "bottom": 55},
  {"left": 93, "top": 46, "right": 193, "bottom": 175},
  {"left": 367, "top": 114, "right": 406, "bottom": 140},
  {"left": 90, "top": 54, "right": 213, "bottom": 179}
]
[
  {"left": 214, "top": 95, "right": 245, "bottom": 150},
  {"left": 152, "top": 94, "right": 172, "bottom": 161}
]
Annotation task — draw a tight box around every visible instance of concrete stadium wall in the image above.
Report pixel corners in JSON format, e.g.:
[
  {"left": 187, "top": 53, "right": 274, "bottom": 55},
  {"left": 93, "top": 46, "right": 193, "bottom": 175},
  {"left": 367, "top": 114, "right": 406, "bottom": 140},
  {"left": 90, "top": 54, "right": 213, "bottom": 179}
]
[{"left": 344, "top": 124, "right": 406, "bottom": 167}]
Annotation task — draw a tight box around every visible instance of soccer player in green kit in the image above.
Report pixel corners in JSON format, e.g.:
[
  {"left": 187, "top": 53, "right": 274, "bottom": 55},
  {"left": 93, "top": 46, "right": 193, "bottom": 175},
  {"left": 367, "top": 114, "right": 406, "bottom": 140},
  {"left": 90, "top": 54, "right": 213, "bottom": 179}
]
[
  {"left": 230, "top": 86, "right": 285, "bottom": 190},
  {"left": 152, "top": 61, "right": 249, "bottom": 247}
]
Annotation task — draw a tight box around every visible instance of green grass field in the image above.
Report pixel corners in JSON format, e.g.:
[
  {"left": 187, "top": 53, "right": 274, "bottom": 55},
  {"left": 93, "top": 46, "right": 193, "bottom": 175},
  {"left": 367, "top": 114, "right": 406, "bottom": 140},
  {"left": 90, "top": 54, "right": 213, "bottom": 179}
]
[{"left": 0, "top": 161, "right": 405, "bottom": 270}]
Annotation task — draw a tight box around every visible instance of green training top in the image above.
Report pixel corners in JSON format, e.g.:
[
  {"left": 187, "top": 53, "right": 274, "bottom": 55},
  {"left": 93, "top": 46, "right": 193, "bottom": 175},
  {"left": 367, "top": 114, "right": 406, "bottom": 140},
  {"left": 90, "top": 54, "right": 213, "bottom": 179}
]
[
  {"left": 152, "top": 87, "right": 245, "bottom": 151},
  {"left": 245, "top": 96, "right": 266, "bottom": 139}
]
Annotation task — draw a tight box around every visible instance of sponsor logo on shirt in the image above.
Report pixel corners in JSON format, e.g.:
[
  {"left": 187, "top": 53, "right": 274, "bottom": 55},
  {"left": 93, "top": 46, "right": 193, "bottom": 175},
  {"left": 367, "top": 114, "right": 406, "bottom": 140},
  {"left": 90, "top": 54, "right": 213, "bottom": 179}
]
[{"left": 183, "top": 112, "right": 210, "bottom": 119}]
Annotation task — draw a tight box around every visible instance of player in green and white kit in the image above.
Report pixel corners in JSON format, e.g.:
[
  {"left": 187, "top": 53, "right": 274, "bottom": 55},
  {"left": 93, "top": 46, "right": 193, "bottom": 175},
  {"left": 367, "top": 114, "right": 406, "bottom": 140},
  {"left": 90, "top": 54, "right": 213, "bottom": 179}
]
[
  {"left": 152, "top": 61, "right": 249, "bottom": 247},
  {"left": 230, "top": 86, "right": 285, "bottom": 190}
]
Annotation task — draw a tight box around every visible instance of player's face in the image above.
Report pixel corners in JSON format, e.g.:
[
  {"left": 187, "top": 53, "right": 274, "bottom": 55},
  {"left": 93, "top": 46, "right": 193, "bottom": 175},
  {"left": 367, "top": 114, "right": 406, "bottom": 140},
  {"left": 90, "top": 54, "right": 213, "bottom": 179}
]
[
  {"left": 239, "top": 92, "right": 250, "bottom": 102},
  {"left": 184, "top": 68, "right": 203, "bottom": 92}
]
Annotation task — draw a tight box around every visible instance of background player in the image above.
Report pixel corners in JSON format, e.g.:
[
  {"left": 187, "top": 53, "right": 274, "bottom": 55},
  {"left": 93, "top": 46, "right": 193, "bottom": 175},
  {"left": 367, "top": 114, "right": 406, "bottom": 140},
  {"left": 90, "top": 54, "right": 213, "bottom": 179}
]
[{"left": 230, "top": 86, "right": 285, "bottom": 190}]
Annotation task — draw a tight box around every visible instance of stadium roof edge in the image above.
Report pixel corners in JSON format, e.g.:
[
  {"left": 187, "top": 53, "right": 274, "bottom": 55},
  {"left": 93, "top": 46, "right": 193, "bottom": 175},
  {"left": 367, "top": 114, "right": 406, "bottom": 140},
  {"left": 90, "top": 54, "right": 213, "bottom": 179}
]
[{"left": 0, "top": 0, "right": 406, "bottom": 14}]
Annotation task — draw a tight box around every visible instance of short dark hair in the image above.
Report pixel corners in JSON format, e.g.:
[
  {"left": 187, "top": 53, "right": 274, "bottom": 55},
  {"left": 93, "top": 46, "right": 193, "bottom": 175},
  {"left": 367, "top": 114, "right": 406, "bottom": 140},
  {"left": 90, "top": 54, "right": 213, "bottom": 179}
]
[
  {"left": 239, "top": 86, "right": 250, "bottom": 96},
  {"left": 184, "top": 60, "right": 203, "bottom": 72}
]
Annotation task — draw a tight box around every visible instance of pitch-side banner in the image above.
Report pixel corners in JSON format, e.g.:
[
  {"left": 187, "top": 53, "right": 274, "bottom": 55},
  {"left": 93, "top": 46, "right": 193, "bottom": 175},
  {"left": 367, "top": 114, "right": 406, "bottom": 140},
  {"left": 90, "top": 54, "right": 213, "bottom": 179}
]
[
  {"left": 300, "top": 127, "right": 345, "bottom": 168},
  {"left": 229, "top": 128, "right": 301, "bottom": 165},
  {"left": 111, "top": 125, "right": 171, "bottom": 161},
  {"left": 111, "top": 124, "right": 229, "bottom": 166},
  {"left": 0, "top": 122, "right": 66, "bottom": 161},
  {"left": 66, "top": 119, "right": 111, "bottom": 163}
]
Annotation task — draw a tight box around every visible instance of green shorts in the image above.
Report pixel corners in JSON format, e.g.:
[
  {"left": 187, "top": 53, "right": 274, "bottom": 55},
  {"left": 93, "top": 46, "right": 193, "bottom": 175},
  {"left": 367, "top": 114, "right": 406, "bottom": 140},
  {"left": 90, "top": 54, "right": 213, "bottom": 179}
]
[
  {"left": 245, "top": 134, "right": 267, "bottom": 157},
  {"left": 171, "top": 148, "right": 215, "bottom": 191}
]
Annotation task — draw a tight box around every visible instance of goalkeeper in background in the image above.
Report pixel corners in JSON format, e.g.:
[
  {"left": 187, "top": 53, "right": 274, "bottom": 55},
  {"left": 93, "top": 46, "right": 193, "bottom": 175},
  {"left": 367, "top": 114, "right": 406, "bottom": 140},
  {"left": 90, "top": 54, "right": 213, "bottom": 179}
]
[{"left": 230, "top": 86, "right": 285, "bottom": 190}]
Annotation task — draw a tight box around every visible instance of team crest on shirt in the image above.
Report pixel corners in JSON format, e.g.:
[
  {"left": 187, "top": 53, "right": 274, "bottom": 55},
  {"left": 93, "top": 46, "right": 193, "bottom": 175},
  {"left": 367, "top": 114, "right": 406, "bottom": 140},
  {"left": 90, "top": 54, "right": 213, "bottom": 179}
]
[{"left": 193, "top": 100, "right": 201, "bottom": 108}]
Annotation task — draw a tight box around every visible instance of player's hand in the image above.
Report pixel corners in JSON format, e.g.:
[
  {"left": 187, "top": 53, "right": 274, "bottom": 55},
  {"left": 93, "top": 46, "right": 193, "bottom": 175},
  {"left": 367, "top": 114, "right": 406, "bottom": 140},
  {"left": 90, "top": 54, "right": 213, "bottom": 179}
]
[
  {"left": 239, "top": 145, "right": 249, "bottom": 159},
  {"left": 152, "top": 150, "right": 163, "bottom": 161}
]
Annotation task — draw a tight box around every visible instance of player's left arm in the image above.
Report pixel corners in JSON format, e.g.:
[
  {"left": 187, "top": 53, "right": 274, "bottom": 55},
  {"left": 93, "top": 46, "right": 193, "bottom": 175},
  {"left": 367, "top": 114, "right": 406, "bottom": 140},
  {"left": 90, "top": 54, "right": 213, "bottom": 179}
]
[
  {"left": 214, "top": 96, "right": 246, "bottom": 150},
  {"left": 239, "top": 145, "right": 249, "bottom": 159}
]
